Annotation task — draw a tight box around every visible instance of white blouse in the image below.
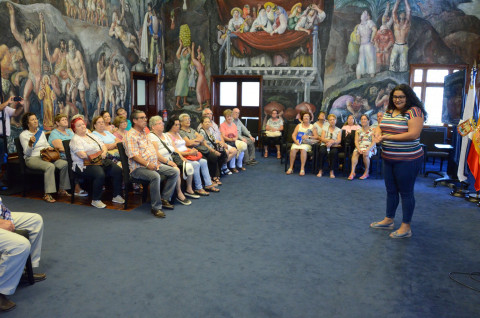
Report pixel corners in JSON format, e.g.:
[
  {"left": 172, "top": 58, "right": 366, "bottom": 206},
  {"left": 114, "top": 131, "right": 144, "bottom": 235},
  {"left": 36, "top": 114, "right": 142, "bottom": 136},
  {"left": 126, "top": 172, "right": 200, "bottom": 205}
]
[{"left": 69, "top": 133, "right": 105, "bottom": 171}]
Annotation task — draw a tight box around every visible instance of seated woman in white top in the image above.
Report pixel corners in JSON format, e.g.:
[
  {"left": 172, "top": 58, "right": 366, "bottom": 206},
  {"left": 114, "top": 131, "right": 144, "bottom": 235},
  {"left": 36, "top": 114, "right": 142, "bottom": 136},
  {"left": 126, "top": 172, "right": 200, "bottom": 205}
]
[
  {"left": 165, "top": 117, "right": 219, "bottom": 196},
  {"left": 69, "top": 117, "right": 124, "bottom": 208},
  {"left": 286, "top": 111, "right": 318, "bottom": 176},
  {"left": 317, "top": 114, "right": 342, "bottom": 179},
  {"left": 19, "top": 112, "right": 71, "bottom": 203},
  {"left": 348, "top": 114, "right": 376, "bottom": 180},
  {"left": 148, "top": 116, "right": 194, "bottom": 205},
  {"left": 264, "top": 109, "right": 284, "bottom": 159}
]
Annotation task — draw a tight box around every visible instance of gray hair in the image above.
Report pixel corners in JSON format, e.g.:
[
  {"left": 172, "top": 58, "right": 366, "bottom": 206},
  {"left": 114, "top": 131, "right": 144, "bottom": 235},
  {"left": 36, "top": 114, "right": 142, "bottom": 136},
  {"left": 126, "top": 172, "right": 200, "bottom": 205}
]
[
  {"left": 179, "top": 113, "right": 190, "bottom": 122},
  {"left": 149, "top": 115, "right": 163, "bottom": 129}
]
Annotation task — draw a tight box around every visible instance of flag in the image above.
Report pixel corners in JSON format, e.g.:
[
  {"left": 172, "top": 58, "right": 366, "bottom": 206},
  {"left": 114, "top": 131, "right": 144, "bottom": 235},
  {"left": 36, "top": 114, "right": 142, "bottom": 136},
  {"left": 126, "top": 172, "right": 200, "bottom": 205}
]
[
  {"left": 467, "top": 125, "right": 480, "bottom": 190},
  {"left": 457, "top": 66, "right": 477, "bottom": 182}
]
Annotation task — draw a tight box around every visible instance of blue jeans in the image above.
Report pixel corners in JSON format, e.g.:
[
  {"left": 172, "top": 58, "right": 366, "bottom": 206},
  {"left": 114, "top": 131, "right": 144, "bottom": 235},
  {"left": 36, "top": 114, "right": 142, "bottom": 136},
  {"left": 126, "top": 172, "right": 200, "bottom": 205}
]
[
  {"left": 190, "top": 158, "right": 212, "bottom": 190},
  {"left": 131, "top": 165, "right": 179, "bottom": 210},
  {"left": 383, "top": 157, "right": 422, "bottom": 224}
]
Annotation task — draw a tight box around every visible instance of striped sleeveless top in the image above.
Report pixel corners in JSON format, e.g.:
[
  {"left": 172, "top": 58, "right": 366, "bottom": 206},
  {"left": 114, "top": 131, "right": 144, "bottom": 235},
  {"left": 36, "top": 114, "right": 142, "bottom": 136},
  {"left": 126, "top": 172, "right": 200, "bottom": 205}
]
[{"left": 380, "top": 106, "right": 424, "bottom": 161}]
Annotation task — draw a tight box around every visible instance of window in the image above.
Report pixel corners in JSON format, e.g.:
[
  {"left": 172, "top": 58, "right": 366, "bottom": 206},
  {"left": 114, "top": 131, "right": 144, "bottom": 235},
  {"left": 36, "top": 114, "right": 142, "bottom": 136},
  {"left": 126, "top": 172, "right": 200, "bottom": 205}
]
[{"left": 410, "top": 64, "right": 467, "bottom": 126}]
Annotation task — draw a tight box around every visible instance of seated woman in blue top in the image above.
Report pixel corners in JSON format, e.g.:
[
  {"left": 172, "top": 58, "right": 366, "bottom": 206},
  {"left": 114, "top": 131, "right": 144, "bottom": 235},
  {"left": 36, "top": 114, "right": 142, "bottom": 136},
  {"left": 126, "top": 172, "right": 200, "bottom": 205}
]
[
  {"left": 19, "top": 112, "right": 71, "bottom": 203},
  {"left": 317, "top": 114, "right": 342, "bottom": 179},
  {"left": 91, "top": 115, "right": 121, "bottom": 161},
  {"left": 48, "top": 113, "right": 74, "bottom": 160}
]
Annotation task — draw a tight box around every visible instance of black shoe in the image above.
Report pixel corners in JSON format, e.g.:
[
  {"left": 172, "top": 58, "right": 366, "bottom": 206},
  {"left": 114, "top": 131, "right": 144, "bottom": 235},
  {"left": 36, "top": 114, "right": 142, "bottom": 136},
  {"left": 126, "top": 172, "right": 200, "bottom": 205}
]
[
  {"left": 0, "top": 294, "right": 16, "bottom": 312},
  {"left": 20, "top": 272, "right": 46, "bottom": 283},
  {"left": 250, "top": 159, "right": 259, "bottom": 164},
  {"left": 151, "top": 208, "right": 166, "bottom": 218},
  {"left": 161, "top": 199, "right": 174, "bottom": 210}
]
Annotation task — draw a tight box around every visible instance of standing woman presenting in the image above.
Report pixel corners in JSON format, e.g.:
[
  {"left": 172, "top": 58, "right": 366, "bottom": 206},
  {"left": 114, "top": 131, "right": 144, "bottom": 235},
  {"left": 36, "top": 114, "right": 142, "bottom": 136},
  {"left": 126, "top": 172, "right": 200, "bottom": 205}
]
[{"left": 370, "top": 84, "right": 427, "bottom": 238}]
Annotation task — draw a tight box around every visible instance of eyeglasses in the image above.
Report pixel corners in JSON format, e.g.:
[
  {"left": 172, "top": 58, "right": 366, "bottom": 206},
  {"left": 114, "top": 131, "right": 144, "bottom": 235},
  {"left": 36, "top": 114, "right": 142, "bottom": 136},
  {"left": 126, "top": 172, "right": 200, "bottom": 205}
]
[{"left": 393, "top": 95, "right": 406, "bottom": 100}]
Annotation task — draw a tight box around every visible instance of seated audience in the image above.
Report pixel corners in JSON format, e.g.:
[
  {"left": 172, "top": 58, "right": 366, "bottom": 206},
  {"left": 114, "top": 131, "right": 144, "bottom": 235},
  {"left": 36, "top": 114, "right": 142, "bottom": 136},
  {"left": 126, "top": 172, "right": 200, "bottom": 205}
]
[
  {"left": 69, "top": 117, "right": 124, "bottom": 208},
  {"left": 91, "top": 115, "right": 121, "bottom": 161},
  {"left": 342, "top": 114, "right": 361, "bottom": 136},
  {"left": 200, "top": 108, "right": 237, "bottom": 175},
  {"left": 48, "top": 113, "right": 87, "bottom": 197},
  {"left": 317, "top": 114, "right": 342, "bottom": 178},
  {"left": 179, "top": 113, "right": 220, "bottom": 185},
  {"left": 263, "top": 109, "right": 283, "bottom": 159},
  {"left": 198, "top": 116, "right": 228, "bottom": 185},
  {"left": 100, "top": 110, "right": 115, "bottom": 133},
  {"left": 286, "top": 111, "right": 317, "bottom": 176},
  {"left": 113, "top": 116, "right": 128, "bottom": 141},
  {"left": 348, "top": 114, "right": 376, "bottom": 180},
  {"left": 232, "top": 108, "right": 258, "bottom": 165},
  {"left": 166, "top": 117, "right": 219, "bottom": 195},
  {"left": 124, "top": 110, "right": 179, "bottom": 217},
  {"left": 312, "top": 111, "right": 328, "bottom": 142},
  {"left": 0, "top": 199, "right": 45, "bottom": 312},
  {"left": 148, "top": 116, "right": 194, "bottom": 205},
  {"left": 220, "top": 109, "right": 246, "bottom": 173},
  {"left": 116, "top": 107, "right": 132, "bottom": 131},
  {"left": 19, "top": 112, "right": 71, "bottom": 203},
  {"left": 371, "top": 111, "right": 384, "bottom": 128}
]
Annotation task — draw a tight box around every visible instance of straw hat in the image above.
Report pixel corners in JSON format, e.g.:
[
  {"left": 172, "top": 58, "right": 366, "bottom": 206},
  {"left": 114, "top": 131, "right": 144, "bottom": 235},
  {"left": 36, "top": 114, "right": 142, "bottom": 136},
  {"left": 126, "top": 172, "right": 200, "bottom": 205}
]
[
  {"left": 231, "top": 7, "right": 242, "bottom": 17},
  {"left": 290, "top": 3, "right": 302, "bottom": 14},
  {"left": 264, "top": 2, "right": 276, "bottom": 10}
]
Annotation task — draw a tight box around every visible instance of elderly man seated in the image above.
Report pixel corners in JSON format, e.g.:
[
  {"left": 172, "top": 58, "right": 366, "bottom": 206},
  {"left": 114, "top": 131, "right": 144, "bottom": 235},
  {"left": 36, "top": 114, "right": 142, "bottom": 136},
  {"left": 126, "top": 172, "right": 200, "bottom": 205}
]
[
  {"left": 0, "top": 198, "right": 45, "bottom": 312},
  {"left": 124, "top": 110, "right": 179, "bottom": 218},
  {"left": 232, "top": 108, "right": 258, "bottom": 166}
]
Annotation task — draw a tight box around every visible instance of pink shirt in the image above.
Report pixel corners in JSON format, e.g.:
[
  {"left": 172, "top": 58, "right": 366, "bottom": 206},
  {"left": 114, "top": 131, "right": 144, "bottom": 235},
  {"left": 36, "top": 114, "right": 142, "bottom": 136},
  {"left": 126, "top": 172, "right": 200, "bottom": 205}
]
[{"left": 220, "top": 122, "right": 238, "bottom": 139}]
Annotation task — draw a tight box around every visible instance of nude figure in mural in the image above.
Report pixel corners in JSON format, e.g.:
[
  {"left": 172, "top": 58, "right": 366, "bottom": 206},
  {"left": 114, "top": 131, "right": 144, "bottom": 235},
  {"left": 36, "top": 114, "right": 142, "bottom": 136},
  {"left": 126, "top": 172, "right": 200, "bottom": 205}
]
[
  {"left": 114, "top": 60, "right": 127, "bottom": 112},
  {"left": 389, "top": 0, "right": 411, "bottom": 72},
  {"left": 374, "top": 2, "right": 394, "bottom": 72},
  {"left": 66, "top": 40, "right": 90, "bottom": 121},
  {"left": 0, "top": 45, "right": 17, "bottom": 98},
  {"left": 356, "top": 11, "right": 377, "bottom": 79},
  {"left": 8, "top": 3, "right": 44, "bottom": 113},
  {"left": 96, "top": 52, "right": 107, "bottom": 115},
  {"left": 45, "top": 39, "right": 70, "bottom": 97},
  {"left": 104, "top": 56, "right": 120, "bottom": 114},
  {"left": 109, "top": 9, "right": 140, "bottom": 56},
  {"left": 191, "top": 42, "right": 211, "bottom": 110}
]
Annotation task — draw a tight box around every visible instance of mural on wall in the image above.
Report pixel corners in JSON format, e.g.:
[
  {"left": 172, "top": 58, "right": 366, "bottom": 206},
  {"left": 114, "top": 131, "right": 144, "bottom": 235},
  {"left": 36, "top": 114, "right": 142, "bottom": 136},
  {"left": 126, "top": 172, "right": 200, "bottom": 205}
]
[{"left": 0, "top": 0, "right": 165, "bottom": 152}]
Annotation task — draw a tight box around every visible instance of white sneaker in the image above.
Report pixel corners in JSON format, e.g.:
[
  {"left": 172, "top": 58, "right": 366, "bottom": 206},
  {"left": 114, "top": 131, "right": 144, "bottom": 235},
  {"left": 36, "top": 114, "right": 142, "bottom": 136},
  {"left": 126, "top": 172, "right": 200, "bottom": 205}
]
[
  {"left": 91, "top": 200, "right": 106, "bottom": 208},
  {"left": 112, "top": 195, "right": 125, "bottom": 204}
]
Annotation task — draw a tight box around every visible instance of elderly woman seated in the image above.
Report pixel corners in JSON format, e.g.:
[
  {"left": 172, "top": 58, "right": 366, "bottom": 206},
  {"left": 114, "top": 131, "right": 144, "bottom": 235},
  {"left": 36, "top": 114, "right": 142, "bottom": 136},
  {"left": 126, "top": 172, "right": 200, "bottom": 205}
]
[
  {"left": 178, "top": 113, "right": 220, "bottom": 185},
  {"left": 48, "top": 113, "right": 87, "bottom": 197},
  {"left": 286, "top": 111, "right": 318, "bottom": 176},
  {"left": 166, "top": 117, "right": 219, "bottom": 196},
  {"left": 220, "top": 109, "right": 246, "bottom": 173},
  {"left": 263, "top": 109, "right": 284, "bottom": 159},
  {"left": 69, "top": 117, "right": 124, "bottom": 208},
  {"left": 19, "top": 112, "right": 71, "bottom": 203},
  {"left": 101, "top": 110, "right": 115, "bottom": 133},
  {"left": 198, "top": 116, "right": 228, "bottom": 185},
  {"left": 317, "top": 114, "right": 342, "bottom": 179},
  {"left": 91, "top": 115, "right": 121, "bottom": 162},
  {"left": 148, "top": 115, "right": 194, "bottom": 205},
  {"left": 348, "top": 114, "right": 376, "bottom": 180},
  {"left": 112, "top": 115, "right": 128, "bottom": 141}
]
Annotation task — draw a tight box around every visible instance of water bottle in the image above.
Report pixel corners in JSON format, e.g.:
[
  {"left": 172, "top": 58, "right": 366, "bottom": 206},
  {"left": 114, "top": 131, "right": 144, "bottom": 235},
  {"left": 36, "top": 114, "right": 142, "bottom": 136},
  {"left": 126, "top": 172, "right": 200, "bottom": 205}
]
[{"left": 162, "top": 109, "right": 168, "bottom": 122}]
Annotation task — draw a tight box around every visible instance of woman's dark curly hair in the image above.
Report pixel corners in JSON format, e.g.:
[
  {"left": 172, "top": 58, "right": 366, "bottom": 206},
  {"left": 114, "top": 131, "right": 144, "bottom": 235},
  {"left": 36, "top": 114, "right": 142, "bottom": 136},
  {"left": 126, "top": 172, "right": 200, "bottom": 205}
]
[
  {"left": 387, "top": 84, "right": 428, "bottom": 122},
  {"left": 21, "top": 112, "right": 36, "bottom": 130},
  {"left": 165, "top": 116, "right": 180, "bottom": 132}
]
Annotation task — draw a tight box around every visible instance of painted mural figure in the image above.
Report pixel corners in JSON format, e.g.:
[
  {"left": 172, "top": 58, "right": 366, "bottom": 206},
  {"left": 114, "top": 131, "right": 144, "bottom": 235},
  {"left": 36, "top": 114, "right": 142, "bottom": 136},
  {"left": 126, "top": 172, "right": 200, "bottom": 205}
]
[
  {"left": 115, "top": 60, "right": 127, "bottom": 112},
  {"left": 356, "top": 11, "right": 377, "bottom": 79},
  {"left": 269, "top": 5, "right": 288, "bottom": 36},
  {"left": 191, "top": 42, "right": 211, "bottom": 110},
  {"left": 154, "top": 55, "right": 165, "bottom": 112},
  {"left": 104, "top": 56, "right": 120, "bottom": 114},
  {"left": 346, "top": 25, "right": 360, "bottom": 72},
  {"left": 188, "top": 64, "right": 196, "bottom": 92},
  {"left": 288, "top": 3, "right": 303, "bottom": 30},
  {"left": 228, "top": 7, "right": 245, "bottom": 32},
  {"left": 241, "top": 5, "right": 254, "bottom": 32},
  {"left": 96, "top": 52, "right": 107, "bottom": 115},
  {"left": 0, "top": 45, "right": 20, "bottom": 98},
  {"left": 38, "top": 75, "right": 56, "bottom": 130},
  {"left": 374, "top": 3, "right": 394, "bottom": 72},
  {"left": 7, "top": 3, "right": 44, "bottom": 113},
  {"left": 145, "top": 2, "right": 162, "bottom": 73},
  {"left": 389, "top": 0, "right": 411, "bottom": 72},
  {"left": 175, "top": 39, "right": 191, "bottom": 109},
  {"left": 109, "top": 7, "right": 140, "bottom": 57},
  {"left": 45, "top": 39, "right": 70, "bottom": 98},
  {"left": 295, "top": 4, "right": 325, "bottom": 35},
  {"left": 66, "top": 40, "right": 90, "bottom": 121},
  {"left": 250, "top": 8, "right": 273, "bottom": 33}
]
